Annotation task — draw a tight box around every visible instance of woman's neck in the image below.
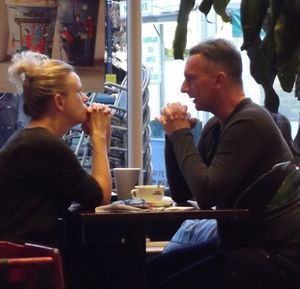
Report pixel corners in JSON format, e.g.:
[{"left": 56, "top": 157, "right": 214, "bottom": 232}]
[{"left": 27, "top": 118, "right": 66, "bottom": 136}]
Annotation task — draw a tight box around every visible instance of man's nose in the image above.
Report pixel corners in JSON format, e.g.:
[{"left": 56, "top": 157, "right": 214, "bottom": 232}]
[{"left": 181, "top": 81, "right": 188, "bottom": 93}]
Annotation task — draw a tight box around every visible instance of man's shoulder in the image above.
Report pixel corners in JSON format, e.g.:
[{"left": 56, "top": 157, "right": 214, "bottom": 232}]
[
  {"left": 201, "top": 116, "right": 220, "bottom": 138},
  {"left": 241, "top": 98, "right": 267, "bottom": 112},
  {"left": 203, "top": 116, "right": 219, "bottom": 129},
  {"left": 205, "top": 115, "right": 218, "bottom": 125},
  {"left": 235, "top": 99, "right": 272, "bottom": 122}
]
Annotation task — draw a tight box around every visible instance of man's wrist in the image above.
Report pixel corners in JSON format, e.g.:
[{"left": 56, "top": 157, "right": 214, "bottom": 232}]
[{"left": 169, "top": 128, "right": 191, "bottom": 140}]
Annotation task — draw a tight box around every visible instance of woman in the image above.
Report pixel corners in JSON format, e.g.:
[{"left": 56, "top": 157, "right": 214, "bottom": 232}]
[{"left": 0, "top": 51, "right": 112, "bottom": 247}]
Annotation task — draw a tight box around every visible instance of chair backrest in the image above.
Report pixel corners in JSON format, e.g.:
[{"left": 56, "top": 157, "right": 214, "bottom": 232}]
[
  {"left": 235, "top": 161, "right": 296, "bottom": 216},
  {"left": 105, "top": 65, "right": 151, "bottom": 112},
  {"left": 0, "top": 241, "right": 65, "bottom": 289}
]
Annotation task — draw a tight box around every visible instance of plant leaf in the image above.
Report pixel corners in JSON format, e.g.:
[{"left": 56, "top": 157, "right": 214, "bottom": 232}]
[
  {"left": 173, "top": 0, "right": 195, "bottom": 59},
  {"left": 198, "top": 0, "right": 213, "bottom": 17}
]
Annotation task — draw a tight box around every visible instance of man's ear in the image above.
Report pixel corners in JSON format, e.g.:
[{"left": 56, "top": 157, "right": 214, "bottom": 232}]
[
  {"left": 53, "top": 93, "right": 65, "bottom": 112},
  {"left": 215, "top": 72, "right": 226, "bottom": 89}
]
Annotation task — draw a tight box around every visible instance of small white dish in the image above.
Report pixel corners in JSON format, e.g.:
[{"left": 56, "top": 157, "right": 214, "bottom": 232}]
[
  {"left": 145, "top": 196, "right": 173, "bottom": 207},
  {"left": 187, "top": 200, "right": 200, "bottom": 209}
]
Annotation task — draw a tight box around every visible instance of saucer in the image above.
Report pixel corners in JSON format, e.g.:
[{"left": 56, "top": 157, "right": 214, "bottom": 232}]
[{"left": 145, "top": 196, "right": 173, "bottom": 207}]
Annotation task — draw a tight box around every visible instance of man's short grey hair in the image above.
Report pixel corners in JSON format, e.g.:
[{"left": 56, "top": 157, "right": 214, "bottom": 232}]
[{"left": 189, "top": 38, "right": 243, "bottom": 85}]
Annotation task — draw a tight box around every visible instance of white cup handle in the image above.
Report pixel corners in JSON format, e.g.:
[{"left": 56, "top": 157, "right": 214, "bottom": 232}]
[{"left": 131, "top": 189, "right": 138, "bottom": 198}]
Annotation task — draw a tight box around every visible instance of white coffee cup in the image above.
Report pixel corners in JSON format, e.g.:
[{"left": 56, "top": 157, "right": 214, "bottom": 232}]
[
  {"left": 131, "top": 185, "right": 165, "bottom": 202},
  {"left": 113, "top": 168, "right": 141, "bottom": 200}
]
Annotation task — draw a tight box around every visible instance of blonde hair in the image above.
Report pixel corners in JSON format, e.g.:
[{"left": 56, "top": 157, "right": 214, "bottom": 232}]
[{"left": 8, "top": 50, "right": 74, "bottom": 119}]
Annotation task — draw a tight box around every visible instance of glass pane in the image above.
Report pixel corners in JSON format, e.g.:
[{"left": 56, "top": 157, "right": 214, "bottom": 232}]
[{"left": 139, "top": 0, "right": 299, "bottom": 185}]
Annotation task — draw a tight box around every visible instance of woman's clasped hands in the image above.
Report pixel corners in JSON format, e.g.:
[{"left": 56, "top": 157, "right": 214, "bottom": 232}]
[{"left": 82, "top": 103, "right": 112, "bottom": 140}]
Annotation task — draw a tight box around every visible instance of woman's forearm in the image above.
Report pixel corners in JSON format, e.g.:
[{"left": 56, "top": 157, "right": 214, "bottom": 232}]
[{"left": 91, "top": 133, "right": 112, "bottom": 205}]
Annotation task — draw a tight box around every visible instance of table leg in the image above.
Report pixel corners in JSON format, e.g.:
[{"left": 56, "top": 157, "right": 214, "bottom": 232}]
[
  {"left": 123, "top": 224, "right": 147, "bottom": 289},
  {"left": 62, "top": 222, "right": 148, "bottom": 289}
]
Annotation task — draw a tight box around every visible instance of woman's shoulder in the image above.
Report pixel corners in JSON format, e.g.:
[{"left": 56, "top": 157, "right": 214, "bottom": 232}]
[
  {"left": 1, "top": 128, "right": 79, "bottom": 170},
  {"left": 20, "top": 128, "right": 65, "bottom": 146},
  {"left": 4, "top": 127, "right": 70, "bottom": 155}
]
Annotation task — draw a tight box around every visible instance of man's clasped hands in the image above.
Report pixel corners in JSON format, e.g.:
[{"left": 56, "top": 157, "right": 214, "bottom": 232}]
[{"left": 157, "top": 102, "right": 197, "bottom": 136}]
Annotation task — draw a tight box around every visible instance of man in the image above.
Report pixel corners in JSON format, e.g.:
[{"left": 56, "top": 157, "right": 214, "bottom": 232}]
[{"left": 147, "top": 39, "right": 300, "bottom": 289}]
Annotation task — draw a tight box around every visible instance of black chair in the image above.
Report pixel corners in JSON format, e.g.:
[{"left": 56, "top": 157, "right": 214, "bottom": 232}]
[
  {"left": 235, "top": 162, "right": 300, "bottom": 288},
  {"left": 234, "top": 161, "right": 297, "bottom": 215}
]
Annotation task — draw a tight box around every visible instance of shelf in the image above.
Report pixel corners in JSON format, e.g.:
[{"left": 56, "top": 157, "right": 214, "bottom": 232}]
[
  {"left": 0, "top": 0, "right": 106, "bottom": 93},
  {"left": 0, "top": 59, "right": 105, "bottom": 93}
]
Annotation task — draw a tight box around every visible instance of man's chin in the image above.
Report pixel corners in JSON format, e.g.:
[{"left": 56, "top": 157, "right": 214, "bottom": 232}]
[
  {"left": 195, "top": 104, "right": 208, "bottom": 112},
  {"left": 195, "top": 103, "right": 202, "bottom": 111}
]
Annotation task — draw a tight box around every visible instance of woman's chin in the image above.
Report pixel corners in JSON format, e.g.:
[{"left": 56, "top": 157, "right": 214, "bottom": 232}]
[{"left": 82, "top": 110, "right": 89, "bottom": 121}]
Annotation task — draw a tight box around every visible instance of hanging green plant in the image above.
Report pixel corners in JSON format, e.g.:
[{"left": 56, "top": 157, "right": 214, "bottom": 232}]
[
  {"left": 173, "top": 0, "right": 300, "bottom": 112},
  {"left": 173, "top": 0, "right": 195, "bottom": 59}
]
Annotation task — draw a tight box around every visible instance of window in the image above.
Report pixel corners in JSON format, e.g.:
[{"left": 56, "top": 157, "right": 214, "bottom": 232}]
[{"left": 138, "top": 0, "right": 299, "bottom": 184}]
